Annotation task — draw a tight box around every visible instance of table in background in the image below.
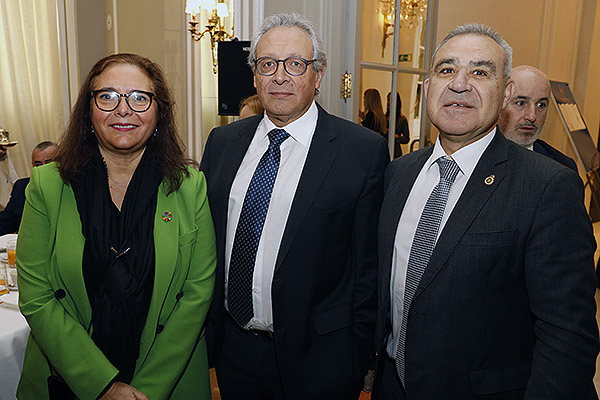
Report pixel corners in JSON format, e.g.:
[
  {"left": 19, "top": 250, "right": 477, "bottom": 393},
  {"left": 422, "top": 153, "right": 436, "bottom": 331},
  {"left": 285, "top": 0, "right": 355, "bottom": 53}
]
[{"left": 0, "top": 292, "right": 29, "bottom": 400}]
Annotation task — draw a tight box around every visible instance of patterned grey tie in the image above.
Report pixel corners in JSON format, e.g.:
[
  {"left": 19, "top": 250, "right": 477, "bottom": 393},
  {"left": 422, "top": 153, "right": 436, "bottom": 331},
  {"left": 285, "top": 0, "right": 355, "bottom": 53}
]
[
  {"left": 396, "top": 156, "right": 460, "bottom": 384},
  {"left": 228, "top": 128, "right": 290, "bottom": 327}
]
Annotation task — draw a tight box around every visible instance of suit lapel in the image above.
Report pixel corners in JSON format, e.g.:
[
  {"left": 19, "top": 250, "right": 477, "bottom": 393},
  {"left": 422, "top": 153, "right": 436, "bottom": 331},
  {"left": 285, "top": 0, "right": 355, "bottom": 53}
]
[
  {"left": 151, "top": 184, "right": 179, "bottom": 313},
  {"left": 274, "top": 106, "right": 339, "bottom": 273},
  {"left": 138, "top": 183, "right": 179, "bottom": 362},
  {"left": 214, "top": 118, "right": 260, "bottom": 197},
  {"left": 378, "top": 149, "right": 432, "bottom": 306},
  {"left": 54, "top": 184, "right": 90, "bottom": 323},
  {"left": 211, "top": 118, "right": 259, "bottom": 260},
  {"left": 413, "top": 133, "right": 509, "bottom": 300}
]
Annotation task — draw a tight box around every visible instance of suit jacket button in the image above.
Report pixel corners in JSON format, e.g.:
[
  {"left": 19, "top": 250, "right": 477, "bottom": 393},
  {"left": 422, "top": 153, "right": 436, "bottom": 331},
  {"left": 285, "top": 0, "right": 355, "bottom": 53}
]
[
  {"left": 54, "top": 289, "right": 66, "bottom": 300},
  {"left": 176, "top": 291, "right": 183, "bottom": 301},
  {"left": 157, "top": 324, "right": 164, "bottom": 334}
]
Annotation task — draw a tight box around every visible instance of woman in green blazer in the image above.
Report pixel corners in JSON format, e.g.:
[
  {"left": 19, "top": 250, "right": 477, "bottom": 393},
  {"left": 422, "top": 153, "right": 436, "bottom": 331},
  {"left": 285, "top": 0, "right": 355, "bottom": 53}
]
[{"left": 16, "top": 54, "right": 216, "bottom": 400}]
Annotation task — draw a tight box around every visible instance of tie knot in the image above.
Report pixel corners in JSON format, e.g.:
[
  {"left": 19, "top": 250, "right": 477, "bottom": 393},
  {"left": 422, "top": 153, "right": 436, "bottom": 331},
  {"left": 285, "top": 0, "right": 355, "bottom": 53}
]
[
  {"left": 268, "top": 128, "right": 290, "bottom": 147},
  {"left": 436, "top": 157, "right": 460, "bottom": 183}
]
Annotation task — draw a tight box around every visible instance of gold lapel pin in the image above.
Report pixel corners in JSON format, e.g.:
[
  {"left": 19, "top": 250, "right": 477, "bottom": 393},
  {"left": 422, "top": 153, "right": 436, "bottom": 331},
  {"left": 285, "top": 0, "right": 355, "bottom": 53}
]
[{"left": 484, "top": 174, "right": 495, "bottom": 186}]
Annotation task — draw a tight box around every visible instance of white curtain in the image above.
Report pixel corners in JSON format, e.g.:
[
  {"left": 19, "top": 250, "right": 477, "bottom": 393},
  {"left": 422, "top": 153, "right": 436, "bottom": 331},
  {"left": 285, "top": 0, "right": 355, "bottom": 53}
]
[{"left": 0, "top": 0, "right": 65, "bottom": 179}]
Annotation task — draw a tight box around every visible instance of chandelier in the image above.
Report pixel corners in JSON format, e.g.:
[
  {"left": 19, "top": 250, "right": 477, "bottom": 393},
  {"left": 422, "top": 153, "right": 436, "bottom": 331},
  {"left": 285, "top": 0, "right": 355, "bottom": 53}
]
[
  {"left": 399, "top": 0, "right": 427, "bottom": 29},
  {"left": 379, "top": 0, "right": 427, "bottom": 57}
]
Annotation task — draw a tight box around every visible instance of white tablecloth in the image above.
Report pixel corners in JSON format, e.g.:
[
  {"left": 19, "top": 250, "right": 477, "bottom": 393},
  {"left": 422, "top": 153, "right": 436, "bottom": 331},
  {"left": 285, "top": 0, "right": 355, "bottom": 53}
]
[{"left": 0, "top": 292, "right": 30, "bottom": 400}]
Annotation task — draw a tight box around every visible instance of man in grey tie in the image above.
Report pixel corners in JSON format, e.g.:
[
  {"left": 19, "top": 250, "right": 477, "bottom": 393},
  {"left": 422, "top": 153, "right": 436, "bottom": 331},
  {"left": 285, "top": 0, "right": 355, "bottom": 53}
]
[
  {"left": 201, "top": 13, "right": 389, "bottom": 400},
  {"left": 373, "top": 23, "right": 599, "bottom": 399}
]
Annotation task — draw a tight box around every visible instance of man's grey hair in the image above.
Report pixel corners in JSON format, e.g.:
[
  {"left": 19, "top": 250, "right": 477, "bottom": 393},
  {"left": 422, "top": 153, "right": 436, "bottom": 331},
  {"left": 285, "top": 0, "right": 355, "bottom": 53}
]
[
  {"left": 248, "top": 13, "right": 327, "bottom": 73},
  {"left": 432, "top": 23, "right": 512, "bottom": 84}
]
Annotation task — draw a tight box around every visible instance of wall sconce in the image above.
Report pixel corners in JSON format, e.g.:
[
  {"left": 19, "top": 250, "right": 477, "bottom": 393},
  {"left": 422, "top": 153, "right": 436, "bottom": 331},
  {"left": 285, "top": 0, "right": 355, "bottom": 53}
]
[
  {"left": 185, "top": 0, "right": 234, "bottom": 74},
  {"left": 379, "top": 0, "right": 395, "bottom": 58}
]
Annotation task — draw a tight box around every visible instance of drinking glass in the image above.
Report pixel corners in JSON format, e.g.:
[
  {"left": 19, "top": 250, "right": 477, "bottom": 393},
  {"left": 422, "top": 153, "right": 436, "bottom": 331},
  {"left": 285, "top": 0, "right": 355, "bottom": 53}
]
[{"left": 6, "top": 239, "right": 16, "bottom": 267}]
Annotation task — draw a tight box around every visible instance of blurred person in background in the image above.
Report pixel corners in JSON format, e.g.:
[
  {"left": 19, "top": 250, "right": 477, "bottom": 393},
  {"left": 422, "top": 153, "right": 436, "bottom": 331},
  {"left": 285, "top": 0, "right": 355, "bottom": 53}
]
[
  {"left": 498, "top": 65, "right": 577, "bottom": 172},
  {"left": 239, "top": 94, "right": 264, "bottom": 119},
  {"left": 361, "top": 88, "right": 387, "bottom": 136},
  {"left": 0, "top": 130, "right": 19, "bottom": 209},
  {"left": 16, "top": 53, "right": 216, "bottom": 400},
  {"left": 385, "top": 92, "right": 410, "bottom": 158},
  {"left": 0, "top": 141, "right": 57, "bottom": 235}
]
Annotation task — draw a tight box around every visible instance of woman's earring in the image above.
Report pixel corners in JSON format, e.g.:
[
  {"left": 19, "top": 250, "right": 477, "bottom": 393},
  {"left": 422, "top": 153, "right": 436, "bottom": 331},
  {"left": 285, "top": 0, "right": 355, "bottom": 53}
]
[
  {"left": 153, "top": 127, "right": 158, "bottom": 137},
  {"left": 91, "top": 126, "right": 95, "bottom": 134}
]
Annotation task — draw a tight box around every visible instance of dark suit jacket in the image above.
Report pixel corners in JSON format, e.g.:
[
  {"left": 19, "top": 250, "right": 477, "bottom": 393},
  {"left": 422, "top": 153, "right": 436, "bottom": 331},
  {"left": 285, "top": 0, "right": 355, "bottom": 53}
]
[
  {"left": 201, "top": 104, "right": 389, "bottom": 399},
  {"left": 533, "top": 138, "right": 578, "bottom": 173},
  {"left": 0, "top": 177, "right": 28, "bottom": 235},
  {"left": 374, "top": 132, "right": 599, "bottom": 399}
]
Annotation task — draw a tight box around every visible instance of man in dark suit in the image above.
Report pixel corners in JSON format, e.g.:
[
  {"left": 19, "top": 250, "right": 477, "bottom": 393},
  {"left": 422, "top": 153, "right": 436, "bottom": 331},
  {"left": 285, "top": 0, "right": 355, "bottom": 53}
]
[
  {"left": 373, "top": 24, "right": 599, "bottom": 399},
  {"left": 201, "top": 13, "right": 389, "bottom": 400},
  {"left": 498, "top": 65, "right": 578, "bottom": 172},
  {"left": 0, "top": 141, "right": 56, "bottom": 235}
]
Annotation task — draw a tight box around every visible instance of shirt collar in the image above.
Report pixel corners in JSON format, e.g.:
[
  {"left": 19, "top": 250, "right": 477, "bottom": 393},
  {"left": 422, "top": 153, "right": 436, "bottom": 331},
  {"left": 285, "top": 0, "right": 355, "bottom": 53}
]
[
  {"left": 427, "top": 127, "right": 497, "bottom": 179},
  {"left": 258, "top": 101, "right": 318, "bottom": 148}
]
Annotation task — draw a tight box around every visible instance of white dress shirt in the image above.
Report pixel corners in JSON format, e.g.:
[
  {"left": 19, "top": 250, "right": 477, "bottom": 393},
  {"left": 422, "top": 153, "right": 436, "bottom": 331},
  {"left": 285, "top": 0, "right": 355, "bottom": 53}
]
[
  {"left": 386, "top": 129, "right": 496, "bottom": 358},
  {"left": 225, "top": 101, "right": 318, "bottom": 331}
]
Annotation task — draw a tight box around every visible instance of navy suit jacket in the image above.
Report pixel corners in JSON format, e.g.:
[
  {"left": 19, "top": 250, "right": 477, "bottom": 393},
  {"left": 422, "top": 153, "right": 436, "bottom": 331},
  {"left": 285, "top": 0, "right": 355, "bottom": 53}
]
[
  {"left": 374, "top": 131, "right": 599, "bottom": 399},
  {"left": 533, "top": 138, "right": 578, "bottom": 173},
  {"left": 0, "top": 177, "right": 28, "bottom": 235},
  {"left": 201, "top": 104, "right": 389, "bottom": 399}
]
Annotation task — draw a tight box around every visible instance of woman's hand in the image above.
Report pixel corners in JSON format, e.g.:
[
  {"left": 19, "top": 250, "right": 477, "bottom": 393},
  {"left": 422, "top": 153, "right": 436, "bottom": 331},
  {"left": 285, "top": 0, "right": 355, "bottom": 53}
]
[{"left": 100, "top": 382, "right": 149, "bottom": 400}]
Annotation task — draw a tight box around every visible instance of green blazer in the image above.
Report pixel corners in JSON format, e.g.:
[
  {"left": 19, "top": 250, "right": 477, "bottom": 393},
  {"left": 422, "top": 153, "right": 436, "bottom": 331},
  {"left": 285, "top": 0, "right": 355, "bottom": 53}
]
[{"left": 16, "top": 163, "right": 216, "bottom": 400}]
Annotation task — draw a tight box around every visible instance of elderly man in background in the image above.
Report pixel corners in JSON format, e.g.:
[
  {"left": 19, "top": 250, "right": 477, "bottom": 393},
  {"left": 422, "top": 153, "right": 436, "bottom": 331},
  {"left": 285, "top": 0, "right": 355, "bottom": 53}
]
[
  {"left": 498, "top": 65, "right": 577, "bottom": 171},
  {"left": 374, "top": 23, "right": 598, "bottom": 399},
  {"left": 201, "top": 12, "right": 388, "bottom": 400},
  {"left": 0, "top": 131, "right": 19, "bottom": 209},
  {"left": 0, "top": 141, "right": 57, "bottom": 235}
]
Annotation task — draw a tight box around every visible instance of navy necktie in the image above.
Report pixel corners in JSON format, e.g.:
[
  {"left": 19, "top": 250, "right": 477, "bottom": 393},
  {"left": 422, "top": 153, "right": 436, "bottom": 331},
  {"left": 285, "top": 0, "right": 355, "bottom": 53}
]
[
  {"left": 228, "top": 128, "right": 290, "bottom": 327},
  {"left": 396, "top": 156, "right": 460, "bottom": 384}
]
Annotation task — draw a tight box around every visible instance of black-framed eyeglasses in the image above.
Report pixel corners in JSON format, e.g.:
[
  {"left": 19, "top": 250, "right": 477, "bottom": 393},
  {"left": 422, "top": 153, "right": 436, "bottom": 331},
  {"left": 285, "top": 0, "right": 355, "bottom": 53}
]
[
  {"left": 254, "top": 56, "right": 317, "bottom": 76},
  {"left": 91, "top": 89, "right": 155, "bottom": 113}
]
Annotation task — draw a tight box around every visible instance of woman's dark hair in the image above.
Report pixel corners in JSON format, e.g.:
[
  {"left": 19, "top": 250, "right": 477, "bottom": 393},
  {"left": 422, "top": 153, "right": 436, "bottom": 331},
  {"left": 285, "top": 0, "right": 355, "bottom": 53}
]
[
  {"left": 55, "top": 53, "right": 190, "bottom": 194},
  {"left": 386, "top": 92, "right": 404, "bottom": 119},
  {"left": 364, "top": 88, "right": 386, "bottom": 134}
]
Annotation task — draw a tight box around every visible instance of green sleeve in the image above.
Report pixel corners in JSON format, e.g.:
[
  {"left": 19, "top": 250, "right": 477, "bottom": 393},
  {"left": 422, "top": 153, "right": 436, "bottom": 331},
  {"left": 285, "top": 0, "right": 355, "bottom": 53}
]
[{"left": 17, "top": 166, "right": 118, "bottom": 400}]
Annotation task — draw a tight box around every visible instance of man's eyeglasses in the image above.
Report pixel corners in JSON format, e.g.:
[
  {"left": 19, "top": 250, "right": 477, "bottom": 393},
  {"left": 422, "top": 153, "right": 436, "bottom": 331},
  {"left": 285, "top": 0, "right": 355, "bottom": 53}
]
[
  {"left": 92, "top": 89, "right": 155, "bottom": 113},
  {"left": 254, "top": 56, "right": 317, "bottom": 76}
]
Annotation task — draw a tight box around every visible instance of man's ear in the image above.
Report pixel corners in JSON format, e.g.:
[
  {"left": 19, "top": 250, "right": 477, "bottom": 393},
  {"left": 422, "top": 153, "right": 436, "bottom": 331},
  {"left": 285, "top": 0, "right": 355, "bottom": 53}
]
[{"left": 502, "top": 80, "right": 514, "bottom": 109}]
